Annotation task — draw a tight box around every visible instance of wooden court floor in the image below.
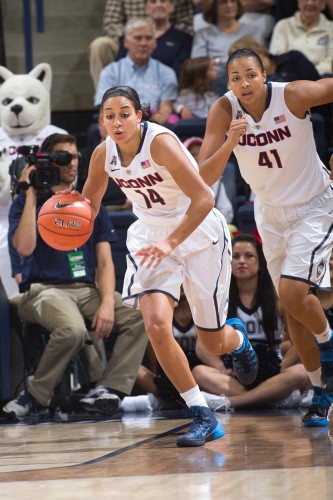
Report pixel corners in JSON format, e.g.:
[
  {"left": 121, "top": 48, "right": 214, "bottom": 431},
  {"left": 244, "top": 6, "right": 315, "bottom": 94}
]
[{"left": 1, "top": 407, "right": 333, "bottom": 499}]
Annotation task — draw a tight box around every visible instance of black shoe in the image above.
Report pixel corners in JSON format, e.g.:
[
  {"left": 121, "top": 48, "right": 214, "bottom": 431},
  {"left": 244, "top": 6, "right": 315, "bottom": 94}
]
[
  {"left": 227, "top": 318, "right": 259, "bottom": 385},
  {"left": 176, "top": 406, "right": 225, "bottom": 447},
  {"left": 318, "top": 335, "right": 333, "bottom": 394},
  {"left": 302, "top": 386, "right": 333, "bottom": 427}
]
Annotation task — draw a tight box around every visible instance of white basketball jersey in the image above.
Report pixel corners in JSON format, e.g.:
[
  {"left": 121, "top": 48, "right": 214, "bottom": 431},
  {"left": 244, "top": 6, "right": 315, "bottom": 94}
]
[
  {"left": 104, "top": 122, "right": 200, "bottom": 225},
  {"left": 225, "top": 82, "right": 331, "bottom": 206},
  {"left": 236, "top": 303, "right": 282, "bottom": 355}
]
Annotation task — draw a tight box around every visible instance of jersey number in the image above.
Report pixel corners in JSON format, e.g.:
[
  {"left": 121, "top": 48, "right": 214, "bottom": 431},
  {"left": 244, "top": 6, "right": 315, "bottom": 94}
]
[
  {"left": 258, "top": 149, "right": 283, "bottom": 169},
  {"left": 134, "top": 189, "right": 166, "bottom": 208}
]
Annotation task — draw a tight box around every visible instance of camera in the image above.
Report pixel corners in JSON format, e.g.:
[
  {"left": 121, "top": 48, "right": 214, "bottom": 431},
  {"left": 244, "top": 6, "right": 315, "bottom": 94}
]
[{"left": 9, "top": 145, "right": 74, "bottom": 195}]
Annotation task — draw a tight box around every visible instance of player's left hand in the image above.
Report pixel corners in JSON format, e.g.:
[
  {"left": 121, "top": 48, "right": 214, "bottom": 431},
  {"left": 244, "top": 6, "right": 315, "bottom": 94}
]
[{"left": 135, "top": 241, "right": 173, "bottom": 269}]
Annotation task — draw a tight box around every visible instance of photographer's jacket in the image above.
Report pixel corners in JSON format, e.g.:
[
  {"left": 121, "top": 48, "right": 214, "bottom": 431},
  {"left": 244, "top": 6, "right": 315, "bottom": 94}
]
[{"left": 8, "top": 190, "right": 117, "bottom": 292}]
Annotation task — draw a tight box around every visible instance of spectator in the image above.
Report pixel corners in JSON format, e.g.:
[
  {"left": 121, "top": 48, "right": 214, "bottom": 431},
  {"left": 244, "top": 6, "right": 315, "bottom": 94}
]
[
  {"left": 175, "top": 56, "right": 219, "bottom": 119},
  {"left": 275, "top": 0, "right": 333, "bottom": 21},
  {"left": 89, "top": 0, "right": 194, "bottom": 89},
  {"left": 2, "top": 133, "right": 148, "bottom": 420},
  {"left": 229, "top": 34, "right": 321, "bottom": 82},
  {"left": 192, "top": 233, "right": 311, "bottom": 410},
  {"left": 94, "top": 18, "right": 179, "bottom": 125},
  {"left": 117, "top": 0, "right": 193, "bottom": 80},
  {"left": 191, "top": 0, "right": 262, "bottom": 95},
  {"left": 269, "top": 0, "right": 333, "bottom": 77}
]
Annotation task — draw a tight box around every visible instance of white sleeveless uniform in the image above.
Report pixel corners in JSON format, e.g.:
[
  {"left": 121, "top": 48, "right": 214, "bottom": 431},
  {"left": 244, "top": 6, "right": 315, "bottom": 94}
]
[
  {"left": 105, "top": 121, "right": 232, "bottom": 330},
  {"left": 226, "top": 82, "right": 333, "bottom": 292}
]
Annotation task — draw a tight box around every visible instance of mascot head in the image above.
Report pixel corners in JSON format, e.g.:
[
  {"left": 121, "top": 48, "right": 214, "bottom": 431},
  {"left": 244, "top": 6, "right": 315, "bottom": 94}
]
[{"left": 0, "top": 62, "right": 52, "bottom": 137}]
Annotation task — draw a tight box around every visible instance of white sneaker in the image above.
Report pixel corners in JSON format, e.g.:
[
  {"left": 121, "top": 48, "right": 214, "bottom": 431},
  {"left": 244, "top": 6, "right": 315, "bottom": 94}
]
[
  {"left": 274, "top": 390, "right": 301, "bottom": 409},
  {"left": 80, "top": 385, "right": 120, "bottom": 416},
  {"left": 2, "top": 390, "right": 33, "bottom": 420},
  {"left": 201, "top": 391, "right": 231, "bottom": 412}
]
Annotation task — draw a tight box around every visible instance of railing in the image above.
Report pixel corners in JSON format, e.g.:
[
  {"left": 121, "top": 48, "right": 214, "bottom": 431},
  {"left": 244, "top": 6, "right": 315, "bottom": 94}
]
[{"left": 22, "top": 0, "right": 45, "bottom": 71}]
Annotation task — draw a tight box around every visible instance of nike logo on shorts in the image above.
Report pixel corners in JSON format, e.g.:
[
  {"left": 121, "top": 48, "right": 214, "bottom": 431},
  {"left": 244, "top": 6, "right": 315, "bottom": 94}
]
[{"left": 213, "top": 238, "right": 220, "bottom": 245}]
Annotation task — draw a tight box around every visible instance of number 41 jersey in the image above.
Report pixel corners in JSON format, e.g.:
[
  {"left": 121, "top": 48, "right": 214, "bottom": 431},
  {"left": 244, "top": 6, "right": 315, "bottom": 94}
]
[
  {"left": 104, "top": 121, "right": 197, "bottom": 225},
  {"left": 225, "top": 81, "right": 330, "bottom": 206}
]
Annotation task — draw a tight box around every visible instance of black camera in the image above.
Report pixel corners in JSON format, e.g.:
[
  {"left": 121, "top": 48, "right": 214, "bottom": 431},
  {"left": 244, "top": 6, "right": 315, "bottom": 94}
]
[{"left": 9, "top": 145, "right": 74, "bottom": 195}]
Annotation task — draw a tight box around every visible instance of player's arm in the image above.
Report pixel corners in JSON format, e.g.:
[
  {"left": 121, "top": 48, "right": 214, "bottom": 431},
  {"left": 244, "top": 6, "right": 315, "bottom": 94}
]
[
  {"left": 284, "top": 78, "right": 333, "bottom": 118},
  {"left": 135, "top": 133, "right": 215, "bottom": 268},
  {"left": 153, "top": 133, "right": 214, "bottom": 244},
  {"left": 12, "top": 165, "right": 38, "bottom": 256},
  {"left": 82, "top": 141, "right": 109, "bottom": 219},
  {"left": 92, "top": 241, "right": 116, "bottom": 339},
  {"left": 198, "top": 96, "right": 246, "bottom": 186}
]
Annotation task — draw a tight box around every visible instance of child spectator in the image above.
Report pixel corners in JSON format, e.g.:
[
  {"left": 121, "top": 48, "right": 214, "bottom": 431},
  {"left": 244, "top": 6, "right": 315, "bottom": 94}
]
[{"left": 174, "top": 57, "right": 220, "bottom": 119}]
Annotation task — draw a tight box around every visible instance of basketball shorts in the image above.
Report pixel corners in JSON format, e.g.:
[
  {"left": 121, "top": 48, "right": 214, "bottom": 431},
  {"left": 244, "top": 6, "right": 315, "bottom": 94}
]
[
  {"left": 254, "top": 185, "right": 333, "bottom": 293},
  {"left": 122, "top": 209, "right": 232, "bottom": 331}
]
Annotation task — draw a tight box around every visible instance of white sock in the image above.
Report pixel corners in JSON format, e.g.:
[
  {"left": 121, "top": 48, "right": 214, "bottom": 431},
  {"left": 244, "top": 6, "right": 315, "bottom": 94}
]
[
  {"left": 314, "top": 322, "right": 332, "bottom": 344},
  {"left": 306, "top": 367, "right": 322, "bottom": 388},
  {"left": 180, "top": 385, "right": 208, "bottom": 408}
]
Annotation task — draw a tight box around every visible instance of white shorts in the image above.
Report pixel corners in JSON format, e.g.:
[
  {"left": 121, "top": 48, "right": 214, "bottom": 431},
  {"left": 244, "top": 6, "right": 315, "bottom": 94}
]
[
  {"left": 122, "top": 209, "right": 232, "bottom": 331},
  {"left": 254, "top": 186, "right": 333, "bottom": 293}
]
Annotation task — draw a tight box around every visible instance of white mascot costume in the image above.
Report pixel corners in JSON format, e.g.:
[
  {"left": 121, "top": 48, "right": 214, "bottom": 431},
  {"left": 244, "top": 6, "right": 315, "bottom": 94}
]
[{"left": 0, "top": 63, "right": 67, "bottom": 297}]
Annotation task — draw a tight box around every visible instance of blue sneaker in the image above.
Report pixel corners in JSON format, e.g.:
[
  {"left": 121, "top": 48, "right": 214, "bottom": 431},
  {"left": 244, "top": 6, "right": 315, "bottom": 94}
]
[
  {"left": 303, "top": 386, "right": 333, "bottom": 427},
  {"left": 318, "top": 335, "right": 333, "bottom": 395},
  {"left": 227, "top": 318, "right": 259, "bottom": 385},
  {"left": 176, "top": 406, "right": 225, "bottom": 447}
]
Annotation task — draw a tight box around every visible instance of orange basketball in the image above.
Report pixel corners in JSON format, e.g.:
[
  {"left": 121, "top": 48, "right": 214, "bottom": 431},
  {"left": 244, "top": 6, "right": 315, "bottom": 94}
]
[{"left": 37, "top": 193, "right": 94, "bottom": 251}]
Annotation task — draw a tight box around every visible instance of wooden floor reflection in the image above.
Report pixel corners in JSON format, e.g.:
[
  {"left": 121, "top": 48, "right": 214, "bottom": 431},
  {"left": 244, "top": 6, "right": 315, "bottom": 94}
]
[{"left": 1, "top": 408, "right": 333, "bottom": 499}]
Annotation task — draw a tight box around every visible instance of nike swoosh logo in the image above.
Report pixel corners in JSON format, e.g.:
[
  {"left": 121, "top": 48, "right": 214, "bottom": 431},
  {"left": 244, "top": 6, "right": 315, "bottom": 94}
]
[
  {"left": 213, "top": 238, "right": 220, "bottom": 245},
  {"left": 55, "top": 201, "right": 86, "bottom": 209}
]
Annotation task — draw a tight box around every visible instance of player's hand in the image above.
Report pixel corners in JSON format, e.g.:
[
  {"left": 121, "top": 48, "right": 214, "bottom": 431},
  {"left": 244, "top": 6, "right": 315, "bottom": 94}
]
[
  {"left": 226, "top": 115, "right": 247, "bottom": 148},
  {"left": 55, "top": 189, "right": 91, "bottom": 204},
  {"left": 135, "top": 241, "right": 173, "bottom": 269}
]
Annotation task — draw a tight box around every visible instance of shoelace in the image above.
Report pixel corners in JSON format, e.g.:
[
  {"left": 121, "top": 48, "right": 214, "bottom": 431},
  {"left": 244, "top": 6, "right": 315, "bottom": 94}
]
[
  {"left": 313, "top": 392, "right": 333, "bottom": 407},
  {"left": 233, "top": 348, "right": 257, "bottom": 371}
]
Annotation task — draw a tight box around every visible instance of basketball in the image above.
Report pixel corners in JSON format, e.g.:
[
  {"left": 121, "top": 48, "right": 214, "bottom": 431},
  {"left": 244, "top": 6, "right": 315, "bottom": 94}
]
[{"left": 37, "top": 193, "right": 94, "bottom": 251}]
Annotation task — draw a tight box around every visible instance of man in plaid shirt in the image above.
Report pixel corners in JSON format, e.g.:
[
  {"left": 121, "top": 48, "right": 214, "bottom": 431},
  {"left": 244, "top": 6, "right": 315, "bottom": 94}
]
[{"left": 89, "top": 0, "right": 193, "bottom": 88}]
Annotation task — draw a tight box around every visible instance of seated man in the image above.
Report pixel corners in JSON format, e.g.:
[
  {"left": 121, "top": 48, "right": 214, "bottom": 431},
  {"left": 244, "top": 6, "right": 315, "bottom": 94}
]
[
  {"left": 3, "top": 133, "right": 148, "bottom": 420},
  {"left": 89, "top": 0, "right": 193, "bottom": 88},
  {"left": 94, "top": 17, "right": 178, "bottom": 124}
]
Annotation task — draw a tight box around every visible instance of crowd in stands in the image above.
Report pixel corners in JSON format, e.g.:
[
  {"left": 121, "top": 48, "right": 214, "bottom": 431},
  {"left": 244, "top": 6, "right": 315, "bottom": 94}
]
[{"left": 1, "top": 0, "right": 333, "bottom": 422}]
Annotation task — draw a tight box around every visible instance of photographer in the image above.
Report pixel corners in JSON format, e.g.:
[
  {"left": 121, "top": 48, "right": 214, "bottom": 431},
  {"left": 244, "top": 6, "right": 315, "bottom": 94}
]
[{"left": 3, "top": 133, "right": 148, "bottom": 420}]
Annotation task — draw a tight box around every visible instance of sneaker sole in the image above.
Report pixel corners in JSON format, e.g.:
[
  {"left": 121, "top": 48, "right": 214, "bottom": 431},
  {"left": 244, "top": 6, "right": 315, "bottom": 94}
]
[
  {"left": 303, "top": 419, "right": 329, "bottom": 427},
  {"left": 2, "top": 409, "right": 26, "bottom": 421},
  {"left": 94, "top": 398, "right": 120, "bottom": 416},
  {"left": 176, "top": 421, "right": 225, "bottom": 447}
]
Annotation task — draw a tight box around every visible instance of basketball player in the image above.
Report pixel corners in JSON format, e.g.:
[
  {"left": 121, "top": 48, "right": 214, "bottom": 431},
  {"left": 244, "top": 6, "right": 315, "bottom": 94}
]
[
  {"left": 81, "top": 85, "right": 258, "bottom": 447},
  {"left": 198, "top": 48, "right": 333, "bottom": 427}
]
